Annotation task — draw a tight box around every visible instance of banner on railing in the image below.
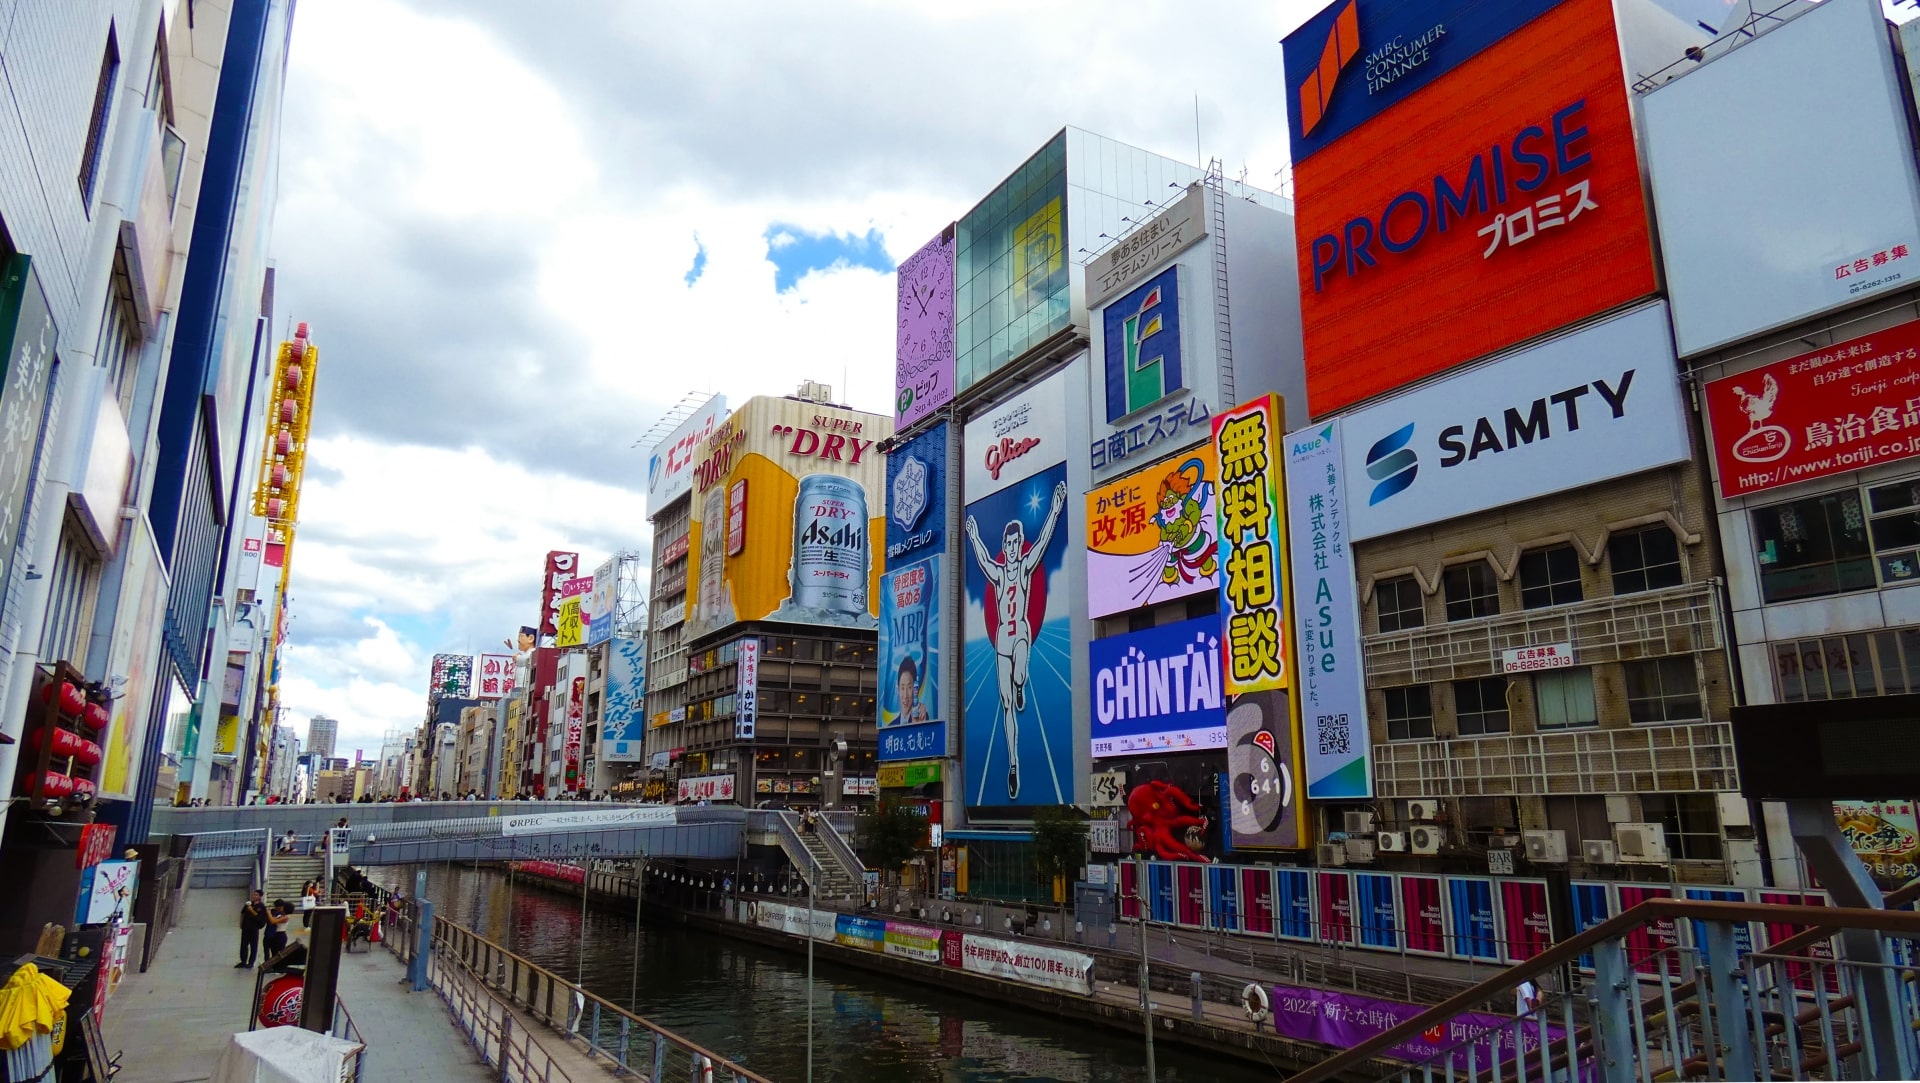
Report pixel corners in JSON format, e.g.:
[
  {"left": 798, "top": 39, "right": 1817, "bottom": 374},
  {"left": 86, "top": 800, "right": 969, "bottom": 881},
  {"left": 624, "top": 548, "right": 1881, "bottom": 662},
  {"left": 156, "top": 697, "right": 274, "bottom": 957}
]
[
  {"left": 750, "top": 901, "right": 835, "bottom": 942},
  {"left": 508, "top": 860, "right": 585, "bottom": 884},
  {"left": 956, "top": 935, "right": 1094, "bottom": 995},
  {"left": 499, "top": 807, "right": 677, "bottom": 835},
  {"left": 882, "top": 921, "right": 943, "bottom": 963},
  {"left": 835, "top": 914, "right": 885, "bottom": 951},
  {"left": 1269, "top": 984, "right": 1567, "bottom": 1072}
]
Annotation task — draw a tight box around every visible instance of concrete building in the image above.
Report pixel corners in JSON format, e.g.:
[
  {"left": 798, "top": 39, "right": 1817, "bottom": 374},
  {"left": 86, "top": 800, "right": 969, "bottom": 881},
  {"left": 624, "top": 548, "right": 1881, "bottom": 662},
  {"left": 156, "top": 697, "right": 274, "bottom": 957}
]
[{"left": 306, "top": 715, "right": 336, "bottom": 762}]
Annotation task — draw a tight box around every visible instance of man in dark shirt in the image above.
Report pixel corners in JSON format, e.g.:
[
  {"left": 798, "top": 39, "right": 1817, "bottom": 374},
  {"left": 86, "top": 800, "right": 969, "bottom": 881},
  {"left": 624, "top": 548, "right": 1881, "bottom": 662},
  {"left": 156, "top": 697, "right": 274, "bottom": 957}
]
[{"left": 238, "top": 890, "right": 268, "bottom": 967}]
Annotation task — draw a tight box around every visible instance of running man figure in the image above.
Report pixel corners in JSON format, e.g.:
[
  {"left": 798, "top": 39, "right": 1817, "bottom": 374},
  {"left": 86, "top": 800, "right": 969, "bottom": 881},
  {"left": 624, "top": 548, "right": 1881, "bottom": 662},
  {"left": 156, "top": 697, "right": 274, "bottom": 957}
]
[{"left": 965, "top": 479, "right": 1068, "bottom": 800}]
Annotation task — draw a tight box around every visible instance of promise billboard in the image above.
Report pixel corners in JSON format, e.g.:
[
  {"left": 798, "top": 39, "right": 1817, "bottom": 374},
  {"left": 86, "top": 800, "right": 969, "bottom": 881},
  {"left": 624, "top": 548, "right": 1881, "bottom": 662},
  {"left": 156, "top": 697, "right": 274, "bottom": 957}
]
[{"left": 1286, "top": 0, "right": 1656, "bottom": 415}]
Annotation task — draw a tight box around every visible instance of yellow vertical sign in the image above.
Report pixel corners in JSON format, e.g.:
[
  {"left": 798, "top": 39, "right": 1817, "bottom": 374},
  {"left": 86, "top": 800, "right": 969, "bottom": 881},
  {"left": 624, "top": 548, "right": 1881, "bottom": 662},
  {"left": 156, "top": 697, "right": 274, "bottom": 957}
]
[
  {"left": 1213, "top": 394, "right": 1291, "bottom": 695},
  {"left": 554, "top": 596, "right": 585, "bottom": 647}
]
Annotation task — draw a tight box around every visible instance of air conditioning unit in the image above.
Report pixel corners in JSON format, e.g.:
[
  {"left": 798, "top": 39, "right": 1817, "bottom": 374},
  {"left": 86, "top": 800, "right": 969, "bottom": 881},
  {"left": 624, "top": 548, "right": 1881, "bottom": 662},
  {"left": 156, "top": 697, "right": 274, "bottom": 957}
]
[
  {"left": 1376, "top": 831, "right": 1408, "bottom": 853},
  {"left": 1522, "top": 829, "right": 1567, "bottom": 863},
  {"left": 1343, "top": 810, "right": 1376, "bottom": 835},
  {"left": 1614, "top": 823, "right": 1671, "bottom": 864},
  {"left": 1316, "top": 842, "right": 1347, "bottom": 867},
  {"left": 1583, "top": 839, "right": 1618, "bottom": 865},
  {"left": 1490, "top": 833, "right": 1522, "bottom": 849},
  {"left": 1406, "top": 799, "right": 1441, "bottom": 823},
  {"left": 1345, "top": 837, "right": 1376, "bottom": 863},
  {"left": 1409, "top": 825, "right": 1443, "bottom": 855}
]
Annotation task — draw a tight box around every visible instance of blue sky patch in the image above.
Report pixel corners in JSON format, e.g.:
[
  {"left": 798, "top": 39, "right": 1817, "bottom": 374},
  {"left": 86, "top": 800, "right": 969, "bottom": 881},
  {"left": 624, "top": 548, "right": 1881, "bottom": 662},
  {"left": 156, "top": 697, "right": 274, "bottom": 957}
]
[
  {"left": 684, "top": 235, "right": 708, "bottom": 286},
  {"left": 763, "top": 224, "right": 893, "bottom": 292}
]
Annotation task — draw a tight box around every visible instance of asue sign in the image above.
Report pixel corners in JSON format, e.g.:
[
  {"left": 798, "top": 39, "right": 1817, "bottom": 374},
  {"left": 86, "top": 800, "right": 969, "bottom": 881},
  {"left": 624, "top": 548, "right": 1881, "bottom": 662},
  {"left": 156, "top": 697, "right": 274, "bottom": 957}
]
[{"left": 1341, "top": 303, "right": 1689, "bottom": 541}]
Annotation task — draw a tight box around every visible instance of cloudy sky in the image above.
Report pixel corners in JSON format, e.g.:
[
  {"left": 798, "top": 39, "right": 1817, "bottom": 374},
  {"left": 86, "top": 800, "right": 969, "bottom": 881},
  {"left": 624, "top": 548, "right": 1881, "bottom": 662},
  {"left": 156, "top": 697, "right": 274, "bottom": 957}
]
[{"left": 268, "top": 0, "right": 1741, "bottom": 756}]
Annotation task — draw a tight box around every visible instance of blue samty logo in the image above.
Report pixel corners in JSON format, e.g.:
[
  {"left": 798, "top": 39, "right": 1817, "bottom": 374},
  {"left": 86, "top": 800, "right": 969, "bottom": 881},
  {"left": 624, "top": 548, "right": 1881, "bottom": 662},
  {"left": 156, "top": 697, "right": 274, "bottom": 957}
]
[{"left": 1364, "top": 423, "right": 1417, "bottom": 505}]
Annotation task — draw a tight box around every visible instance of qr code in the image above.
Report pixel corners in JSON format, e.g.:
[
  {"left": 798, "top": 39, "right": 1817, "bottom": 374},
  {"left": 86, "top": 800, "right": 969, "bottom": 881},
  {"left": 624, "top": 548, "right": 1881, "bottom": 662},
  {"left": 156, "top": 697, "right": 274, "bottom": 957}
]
[{"left": 1316, "top": 714, "right": 1351, "bottom": 756}]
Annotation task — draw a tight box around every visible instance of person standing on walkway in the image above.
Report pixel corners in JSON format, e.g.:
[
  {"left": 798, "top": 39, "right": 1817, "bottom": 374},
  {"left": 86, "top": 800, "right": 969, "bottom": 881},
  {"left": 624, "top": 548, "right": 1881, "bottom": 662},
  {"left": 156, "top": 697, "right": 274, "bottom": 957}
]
[
  {"left": 300, "top": 880, "right": 320, "bottom": 928},
  {"left": 237, "top": 891, "right": 268, "bottom": 968},
  {"left": 262, "top": 901, "right": 292, "bottom": 958}
]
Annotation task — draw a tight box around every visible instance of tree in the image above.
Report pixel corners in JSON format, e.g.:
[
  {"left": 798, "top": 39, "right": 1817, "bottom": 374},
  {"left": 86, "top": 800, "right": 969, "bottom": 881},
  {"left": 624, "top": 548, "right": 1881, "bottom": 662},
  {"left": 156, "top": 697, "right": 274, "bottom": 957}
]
[
  {"left": 860, "top": 798, "right": 926, "bottom": 888},
  {"left": 1031, "top": 805, "right": 1089, "bottom": 888}
]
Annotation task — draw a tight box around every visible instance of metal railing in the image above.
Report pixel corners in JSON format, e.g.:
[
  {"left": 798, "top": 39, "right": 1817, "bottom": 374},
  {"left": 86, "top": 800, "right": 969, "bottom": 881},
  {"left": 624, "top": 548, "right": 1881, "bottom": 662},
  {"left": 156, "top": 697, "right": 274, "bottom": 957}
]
[
  {"left": 1286, "top": 891, "right": 1920, "bottom": 1083},
  {"left": 329, "top": 994, "right": 368, "bottom": 1077},
  {"left": 1373, "top": 719, "right": 1739, "bottom": 798}
]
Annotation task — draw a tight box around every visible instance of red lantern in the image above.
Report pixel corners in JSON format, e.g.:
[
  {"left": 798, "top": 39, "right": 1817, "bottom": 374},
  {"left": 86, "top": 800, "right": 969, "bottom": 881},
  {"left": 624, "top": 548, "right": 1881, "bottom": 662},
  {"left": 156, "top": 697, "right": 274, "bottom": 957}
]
[
  {"left": 39, "top": 681, "right": 85, "bottom": 715},
  {"left": 257, "top": 974, "right": 303, "bottom": 1027},
  {"left": 73, "top": 740, "right": 101, "bottom": 767},
  {"left": 70, "top": 777, "right": 95, "bottom": 799},
  {"left": 38, "top": 773, "right": 74, "bottom": 798},
  {"left": 27, "top": 727, "right": 85, "bottom": 758},
  {"left": 82, "top": 702, "right": 109, "bottom": 731}
]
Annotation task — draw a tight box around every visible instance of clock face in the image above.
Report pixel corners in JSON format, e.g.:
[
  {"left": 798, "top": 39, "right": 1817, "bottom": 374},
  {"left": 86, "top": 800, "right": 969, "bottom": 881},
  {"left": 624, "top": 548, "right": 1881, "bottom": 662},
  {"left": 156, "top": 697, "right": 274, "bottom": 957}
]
[{"left": 896, "top": 235, "right": 955, "bottom": 421}]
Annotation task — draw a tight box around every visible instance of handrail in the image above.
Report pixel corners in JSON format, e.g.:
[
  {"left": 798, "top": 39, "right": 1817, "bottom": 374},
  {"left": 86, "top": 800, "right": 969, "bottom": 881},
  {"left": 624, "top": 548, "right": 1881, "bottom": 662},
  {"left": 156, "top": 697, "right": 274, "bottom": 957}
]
[{"left": 1285, "top": 896, "right": 1920, "bottom": 1083}]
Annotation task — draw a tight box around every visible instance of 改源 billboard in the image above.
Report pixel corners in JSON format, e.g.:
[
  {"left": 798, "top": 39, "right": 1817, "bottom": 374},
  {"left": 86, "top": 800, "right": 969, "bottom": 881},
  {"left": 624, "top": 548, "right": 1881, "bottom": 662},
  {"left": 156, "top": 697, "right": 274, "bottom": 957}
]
[{"left": 1085, "top": 446, "right": 1218, "bottom": 619}]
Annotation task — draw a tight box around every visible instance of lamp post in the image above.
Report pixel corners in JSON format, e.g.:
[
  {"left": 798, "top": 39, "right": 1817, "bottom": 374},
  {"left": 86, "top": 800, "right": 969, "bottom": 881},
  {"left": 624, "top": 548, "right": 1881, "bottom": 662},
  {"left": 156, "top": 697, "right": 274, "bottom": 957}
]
[
  {"left": 805, "top": 850, "right": 819, "bottom": 1083},
  {"left": 1134, "top": 855, "right": 1157, "bottom": 1082}
]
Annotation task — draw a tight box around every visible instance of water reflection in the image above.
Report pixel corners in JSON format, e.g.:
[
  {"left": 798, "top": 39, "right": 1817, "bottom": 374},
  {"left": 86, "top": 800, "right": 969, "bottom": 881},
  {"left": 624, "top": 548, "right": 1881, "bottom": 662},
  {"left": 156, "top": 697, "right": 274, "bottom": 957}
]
[{"left": 372, "top": 863, "right": 1269, "bottom": 1083}]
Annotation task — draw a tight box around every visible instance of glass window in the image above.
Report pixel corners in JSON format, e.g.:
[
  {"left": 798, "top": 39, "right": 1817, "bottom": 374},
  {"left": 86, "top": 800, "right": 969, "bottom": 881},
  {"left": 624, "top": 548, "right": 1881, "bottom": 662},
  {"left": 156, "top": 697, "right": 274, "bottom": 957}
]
[
  {"left": 1518, "top": 545, "right": 1583, "bottom": 609},
  {"left": 1383, "top": 686, "right": 1433, "bottom": 741},
  {"left": 1375, "top": 576, "right": 1424, "bottom": 634},
  {"left": 1624, "top": 657, "right": 1703, "bottom": 723},
  {"left": 1534, "top": 668, "right": 1598, "bottom": 729},
  {"left": 1609, "top": 525, "right": 1684, "bottom": 595},
  {"left": 1443, "top": 563, "right": 1499, "bottom": 622},
  {"left": 1750, "top": 490, "right": 1873, "bottom": 603},
  {"left": 77, "top": 27, "right": 120, "bottom": 208},
  {"left": 1868, "top": 477, "right": 1920, "bottom": 586},
  {"left": 1643, "top": 794, "right": 1723, "bottom": 861},
  {"left": 1773, "top": 630, "right": 1920, "bottom": 702},
  {"left": 1453, "top": 677, "right": 1511, "bottom": 736}
]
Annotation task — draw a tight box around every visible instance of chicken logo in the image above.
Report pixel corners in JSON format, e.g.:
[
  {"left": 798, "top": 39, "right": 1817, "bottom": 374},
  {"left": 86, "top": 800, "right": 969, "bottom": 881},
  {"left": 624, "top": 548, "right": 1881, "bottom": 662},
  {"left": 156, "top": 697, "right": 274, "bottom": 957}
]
[{"left": 1729, "top": 373, "right": 1790, "bottom": 464}]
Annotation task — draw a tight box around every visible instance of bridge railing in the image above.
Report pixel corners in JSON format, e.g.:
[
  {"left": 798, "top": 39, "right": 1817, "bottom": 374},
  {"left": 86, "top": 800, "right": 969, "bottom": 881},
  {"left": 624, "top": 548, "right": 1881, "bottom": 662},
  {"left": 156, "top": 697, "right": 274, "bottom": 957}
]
[{"left": 429, "top": 915, "right": 773, "bottom": 1082}]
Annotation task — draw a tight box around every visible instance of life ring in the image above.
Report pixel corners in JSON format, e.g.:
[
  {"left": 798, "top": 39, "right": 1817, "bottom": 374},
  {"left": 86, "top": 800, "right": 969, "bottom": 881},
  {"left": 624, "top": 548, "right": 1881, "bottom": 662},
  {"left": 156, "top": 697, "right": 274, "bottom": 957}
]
[{"left": 1242, "top": 982, "right": 1270, "bottom": 1020}]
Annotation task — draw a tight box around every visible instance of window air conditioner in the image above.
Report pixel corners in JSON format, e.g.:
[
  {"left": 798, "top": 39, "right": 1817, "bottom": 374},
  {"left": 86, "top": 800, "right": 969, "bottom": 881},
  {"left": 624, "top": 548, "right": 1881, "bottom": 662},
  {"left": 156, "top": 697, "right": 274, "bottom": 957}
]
[
  {"left": 1522, "top": 829, "right": 1567, "bottom": 863},
  {"left": 1409, "top": 825, "right": 1443, "bottom": 855},
  {"left": 1316, "top": 842, "right": 1347, "bottom": 867},
  {"left": 1614, "top": 823, "right": 1670, "bottom": 864},
  {"left": 1345, "top": 837, "right": 1376, "bottom": 863},
  {"left": 1406, "top": 799, "right": 1440, "bottom": 823},
  {"left": 1376, "top": 831, "right": 1408, "bottom": 853},
  {"left": 1583, "top": 839, "right": 1618, "bottom": 865},
  {"left": 1343, "top": 810, "right": 1376, "bottom": 835}
]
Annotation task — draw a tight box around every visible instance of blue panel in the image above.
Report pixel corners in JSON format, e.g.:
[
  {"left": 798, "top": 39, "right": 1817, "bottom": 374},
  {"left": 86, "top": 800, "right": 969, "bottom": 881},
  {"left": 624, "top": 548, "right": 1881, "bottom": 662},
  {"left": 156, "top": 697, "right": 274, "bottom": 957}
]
[
  {"left": 1209, "top": 865, "right": 1241, "bottom": 932},
  {"left": 1089, "top": 616, "right": 1227, "bottom": 758},
  {"left": 1101, "top": 265, "right": 1184, "bottom": 422},
  {"left": 1447, "top": 876, "right": 1499, "bottom": 960},
  {"left": 1147, "top": 863, "right": 1176, "bottom": 924},
  {"left": 1684, "top": 887, "right": 1754, "bottom": 966},
  {"left": 1276, "top": 867, "right": 1314, "bottom": 941},
  {"left": 1569, "top": 881, "right": 1612, "bottom": 969},
  {"left": 1354, "top": 871, "right": 1399, "bottom": 949}
]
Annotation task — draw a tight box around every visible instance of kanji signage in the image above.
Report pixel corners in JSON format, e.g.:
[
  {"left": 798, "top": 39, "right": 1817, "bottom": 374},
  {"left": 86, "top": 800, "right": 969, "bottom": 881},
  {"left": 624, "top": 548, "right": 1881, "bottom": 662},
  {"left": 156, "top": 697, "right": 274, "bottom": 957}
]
[
  {"left": 1283, "top": 422, "right": 1370, "bottom": 800},
  {"left": 539, "top": 551, "right": 580, "bottom": 641},
  {"left": 1213, "top": 394, "right": 1292, "bottom": 695},
  {"left": 1501, "top": 643, "right": 1574, "bottom": 673},
  {"left": 430, "top": 653, "right": 473, "bottom": 699},
  {"left": 476, "top": 653, "right": 516, "bottom": 699},
  {"left": 1704, "top": 317, "right": 1920, "bottom": 498},
  {"left": 1085, "top": 446, "right": 1218, "bottom": 619}
]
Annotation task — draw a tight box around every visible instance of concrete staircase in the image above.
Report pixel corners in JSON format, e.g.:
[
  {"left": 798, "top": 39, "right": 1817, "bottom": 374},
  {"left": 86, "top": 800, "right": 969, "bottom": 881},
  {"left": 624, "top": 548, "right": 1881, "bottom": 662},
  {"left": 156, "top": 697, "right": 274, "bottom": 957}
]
[
  {"left": 263, "top": 853, "right": 325, "bottom": 903},
  {"left": 773, "top": 814, "right": 864, "bottom": 903}
]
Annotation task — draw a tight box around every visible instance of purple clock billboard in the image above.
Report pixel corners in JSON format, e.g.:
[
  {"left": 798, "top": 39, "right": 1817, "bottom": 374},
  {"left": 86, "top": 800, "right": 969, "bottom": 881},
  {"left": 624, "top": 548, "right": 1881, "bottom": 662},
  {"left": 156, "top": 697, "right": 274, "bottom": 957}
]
[{"left": 895, "top": 227, "right": 956, "bottom": 428}]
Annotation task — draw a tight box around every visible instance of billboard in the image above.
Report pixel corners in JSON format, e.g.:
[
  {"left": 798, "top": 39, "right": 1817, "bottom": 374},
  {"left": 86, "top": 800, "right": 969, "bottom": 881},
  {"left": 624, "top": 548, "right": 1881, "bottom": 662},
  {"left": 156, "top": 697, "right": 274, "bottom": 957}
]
[
  {"left": 895, "top": 228, "right": 956, "bottom": 428},
  {"left": 879, "top": 558, "right": 943, "bottom": 760},
  {"left": 735, "top": 637, "right": 758, "bottom": 741},
  {"left": 564, "top": 675, "right": 585, "bottom": 790},
  {"left": 1703, "top": 318, "right": 1920, "bottom": 499},
  {"left": 1226, "top": 688, "right": 1309, "bottom": 849},
  {"left": 1284, "top": 422, "right": 1370, "bottom": 799},
  {"left": 886, "top": 422, "right": 946, "bottom": 564},
  {"left": 430, "top": 653, "right": 474, "bottom": 699},
  {"left": 1289, "top": 0, "right": 1656, "bottom": 415},
  {"left": 554, "top": 576, "right": 590, "bottom": 648},
  {"left": 963, "top": 371, "right": 1074, "bottom": 809},
  {"left": 1102, "top": 265, "right": 1185, "bottom": 423},
  {"left": 1214, "top": 394, "right": 1291, "bottom": 696},
  {"left": 1340, "top": 303, "right": 1690, "bottom": 541},
  {"left": 1085, "top": 446, "right": 1218, "bottom": 619},
  {"left": 954, "top": 131, "right": 1069, "bottom": 392},
  {"left": 646, "top": 395, "right": 728, "bottom": 515},
  {"left": 1643, "top": 0, "right": 1920, "bottom": 356},
  {"left": 587, "top": 556, "right": 617, "bottom": 647},
  {"left": 601, "top": 637, "right": 646, "bottom": 761},
  {"left": 538, "top": 551, "right": 580, "bottom": 641},
  {"left": 684, "top": 397, "right": 889, "bottom": 639},
  {"left": 475, "top": 652, "right": 516, "bottom": 699},
  {"left": 1090, "top": 617, "right": 1226, "bottom": 759},
  {"left": 100, "top": 517, "right": 169, "bottom": 799}
]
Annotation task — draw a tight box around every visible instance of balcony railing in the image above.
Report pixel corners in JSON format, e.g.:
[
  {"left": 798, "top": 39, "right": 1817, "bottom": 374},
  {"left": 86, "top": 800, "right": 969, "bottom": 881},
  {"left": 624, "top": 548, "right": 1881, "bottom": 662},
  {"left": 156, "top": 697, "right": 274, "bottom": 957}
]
[
  {"left": 1372, "top": 719, "right": 1738, "bottom": 798},
  {"left": 1363, "top": 580, "right": 1725, "bottom": 687}
]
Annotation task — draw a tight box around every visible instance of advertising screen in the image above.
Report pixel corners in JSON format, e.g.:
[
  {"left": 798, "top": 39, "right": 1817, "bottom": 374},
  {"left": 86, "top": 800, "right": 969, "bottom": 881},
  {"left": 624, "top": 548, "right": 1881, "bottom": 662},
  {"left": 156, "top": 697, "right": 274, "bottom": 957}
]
[
  {"left": 1085, "top": 445, "right": 1218, "bottom": 619},
  {"left": 1703, "top": 318, "right": 1920, "bottom": 498},
  {"left": 1214, "top": 394, "right": 1292, "bottom": 695},
  {"left": 587, "top": 556, "right": 617, "bottom": 647},
  {"left": 879, "top": 558, "right": 942, "bottom": 760},
  {"left": 430, "top": 653, "right": 474, "bottom": 699},
  {"left": 1339, "top": 303, "right": 1688, "bottom": 541},
  {"left": 895, "top": 228, "right": 956, "bottom": 428},
  {"left": 1089, "top": 617, "right": 1225, "bottom": 759},
  {"left": 1290, "top": 0, "right": 1656, "bottom": 415},
  {"left": 1283, "top": 422, "right": 1369, "bottom": 798},
  {"left": 601, "top": 637, "right": 646, "bottom": 761},
  {"left": 962, "top": 372, "right": 1074, "bottom": 809},
  {"left": 646, "top": 396, "right": 728, "bottom": 516},
  {"left": 955, "top": 132, "right": 1069, "bottom": 392},
  {"left": 1225, "top": 688, "right": 1308, "bottom": 849}
]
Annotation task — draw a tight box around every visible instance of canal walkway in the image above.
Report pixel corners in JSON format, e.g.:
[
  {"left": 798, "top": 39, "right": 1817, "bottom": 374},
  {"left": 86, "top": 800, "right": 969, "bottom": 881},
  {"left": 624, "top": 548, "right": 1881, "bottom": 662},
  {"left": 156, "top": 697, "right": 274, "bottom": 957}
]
[{"left": 100, "top": 886, "right": 497, "bottom": 1082}]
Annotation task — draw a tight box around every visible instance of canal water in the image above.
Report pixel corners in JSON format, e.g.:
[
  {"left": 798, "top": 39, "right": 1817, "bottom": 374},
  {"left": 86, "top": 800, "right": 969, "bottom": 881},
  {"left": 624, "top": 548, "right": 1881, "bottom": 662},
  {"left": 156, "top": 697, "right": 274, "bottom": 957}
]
[{"left": 372, "top": 863, "right": 1278, "bottom": 1083}]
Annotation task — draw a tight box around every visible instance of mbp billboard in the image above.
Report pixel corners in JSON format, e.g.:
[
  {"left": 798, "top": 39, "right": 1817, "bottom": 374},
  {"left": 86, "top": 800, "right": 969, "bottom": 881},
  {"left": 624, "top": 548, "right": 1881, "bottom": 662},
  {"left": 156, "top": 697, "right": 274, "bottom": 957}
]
[
  {"left": 1283, "top": 423, "right": 1370, "bottom": 799},
  {"left": 1285, "top": 0, "right": 1656, "bottom": 415},
  {"left": 1340, "top": 303, "right": 1690, "bottom": 541},
  {"left": 882, "top": 422, "right": 949, "bottom": 761},
  {"left": 1090, "top": 617, "right": 1225, "bottom": 759},
  {"left": 646, "top": 395, "right": 727, "bottom": 516},
  {"left": 895, "top": 228, "right": 956, "bottom": 428},
  {"left": 1085, "top": 445, "right": 1218, "bottom": 619},
  {"left": 1704, "top": 318, "right": 1920, "bottom": 499},
  {"left": 963, "top": 367, "right": 1076, "bottom": 809}
]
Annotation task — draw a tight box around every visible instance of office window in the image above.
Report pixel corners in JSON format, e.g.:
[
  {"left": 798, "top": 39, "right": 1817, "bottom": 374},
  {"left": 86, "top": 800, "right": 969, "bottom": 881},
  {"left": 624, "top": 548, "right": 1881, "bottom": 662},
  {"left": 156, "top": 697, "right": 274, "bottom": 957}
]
[
  {"left": 95, "top": 278, "right": 140, "bottom": 416},
  {"left": 1443, "top": 562, "right": 1499, "bottom": 622},
  {"left": 1773, "top": 630, "right": 1920, "bottom": 702},
  {"left": 1609, "top": 525, "right": 1684, "bottom": 595},
  {"left": 1534, "top": 668, "right": 1598, "bottom": 730},
  {"left": 1375, "top": 576, "right": 1424, "bottom": 634},
  {"left": 37, "top": 517, "right": 100, "bottom": 666},
  {"left": 78, "top": 27, "right": 121, "bottom": 208},
  {"left": 1750, "top": 490, "right": 1873, "bottom": 603},
  {"left": 1383, "top": 686, "right": 1433, "bottom": 741},
  {"left": 1643, "top": 794, "right": 1723, "bottom": 862},
  {"left": 1453, "top": 677, "right": 1510, "bottom": 736},
  {"left": 1518, "top": 545, "right": 1583, "bottom": 609},
  {"left": 1624, "top": 657, "right": 1702, "bottom": 723},
  {"left": 1868, "top": 477, "right": 1920, "bottom": 586}
]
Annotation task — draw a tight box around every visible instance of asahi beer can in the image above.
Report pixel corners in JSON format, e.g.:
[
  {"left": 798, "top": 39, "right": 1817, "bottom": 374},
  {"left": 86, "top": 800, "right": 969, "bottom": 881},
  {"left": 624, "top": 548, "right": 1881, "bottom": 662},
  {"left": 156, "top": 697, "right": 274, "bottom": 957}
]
[
  {"left": 791, "top": 474, "right": 870, "bottom": 615},
  {"left": 697, "top": 484, "right": 728, "bottom": 624}
]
